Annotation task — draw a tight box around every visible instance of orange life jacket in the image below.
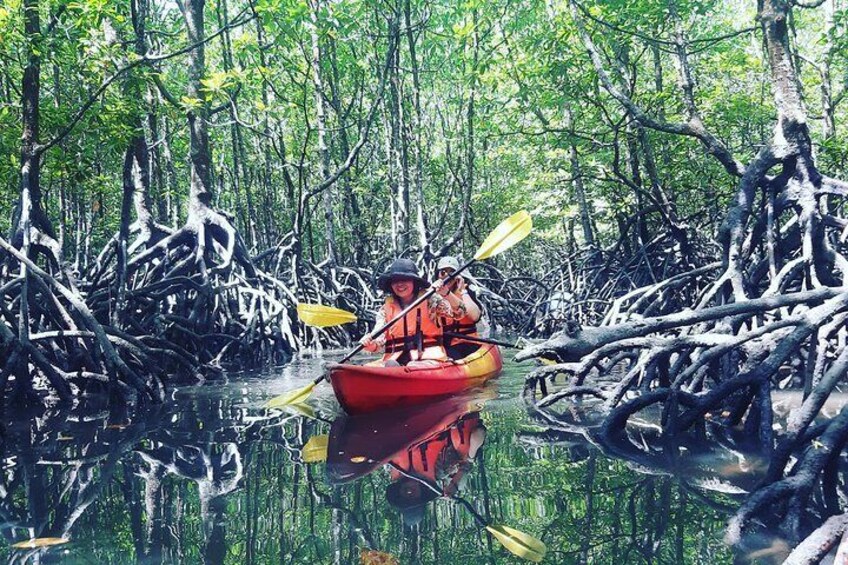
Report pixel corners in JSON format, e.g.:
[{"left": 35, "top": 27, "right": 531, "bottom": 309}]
[
  {"left": 440, "top": 290, "right": 481, "bottom": 346},
  {"left": 382, "top": 294, "right": 447, "bottom": 362},
  {"left": 389, "top": 414, "right": 480, "bottom": 483}
]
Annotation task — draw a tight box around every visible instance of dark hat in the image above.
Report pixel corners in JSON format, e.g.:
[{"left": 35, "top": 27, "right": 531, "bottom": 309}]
[
  {"left": 385, "top": 477, "right": 440, "bottom": 510},
  {"left": 377, "top": 258, "right": 427, "bottom": 293}
]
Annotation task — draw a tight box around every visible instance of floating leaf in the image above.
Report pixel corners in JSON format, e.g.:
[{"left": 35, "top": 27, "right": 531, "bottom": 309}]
[
  {"left": 12, "top": 537, "right": 69, "bottom": 549},
  {"left": 360, "top": 548, "right": 399, "bottom": 565}
]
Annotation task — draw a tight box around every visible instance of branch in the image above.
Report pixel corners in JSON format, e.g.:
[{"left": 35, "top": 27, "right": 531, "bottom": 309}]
[
  {"left": 150, "top": 72, "right": 181, "bottom": 108},
  {"left": 36, "top": 10, "right": 255, "bottom": 155},
  {"left": 819, "top": 176, "right": 848, "bottom": 197},
  {"left": 566, "top": 0, "right": 745, "bottom": 177},
  {"left": 305, "top": 16, "right": 399, "bottom": 199},
  {"left": 516, "top": 285, "right": 848, "bottom": 363}
]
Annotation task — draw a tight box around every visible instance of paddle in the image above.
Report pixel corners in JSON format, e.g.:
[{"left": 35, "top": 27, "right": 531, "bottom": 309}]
[
  {"left": 388, "top": 462, "right": 546, "bottom": 562},
  {"left": 297, "top": 303, "right": 357, "bottom": 327},
  {"left": 443, "top": 332, "right": 523, "bottom": 350},
  {"left": 289, "top": 312, "right": 525, "bottom": 352},
  {"left": 265, "top": 211, "right": 532, "bottom": 409}
]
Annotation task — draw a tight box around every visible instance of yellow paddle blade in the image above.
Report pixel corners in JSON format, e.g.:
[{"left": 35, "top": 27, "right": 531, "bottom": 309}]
[
  {"left": 12, "top": 537, "right": 69, "bottom": 549},
  {"left": 474, "top": 211, "right": 533, "bottom": 261},
  {"left": 284, "top": 402, "right": 317, "bottom": 419},
  {"left": 265, "top": 381, "right": 318, "bottom": 408},
  {"left": 302, "top": 434, "right": 329, "bottom": 463},
  {"left": 486, "top": 525, "right": 546, "bottom": 562},
  {"left": 297, "top": 303, "right": 358, "bottom": 328}
]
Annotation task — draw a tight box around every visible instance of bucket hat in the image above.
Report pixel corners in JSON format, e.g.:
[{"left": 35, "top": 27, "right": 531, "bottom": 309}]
[
  {"left": 436, "top": 256, "right": 461, "bottom": 273},
  {"left": 386, "top": 477, "right": 440, "bottom": 510},
  {"left": 377, "top": 258, "right": 427, "bottom": 293}
]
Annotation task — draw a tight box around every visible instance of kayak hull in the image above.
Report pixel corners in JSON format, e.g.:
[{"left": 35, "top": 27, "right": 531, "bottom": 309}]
[{"left": 328, "top": 345, "right": 503, "bottom": 414}]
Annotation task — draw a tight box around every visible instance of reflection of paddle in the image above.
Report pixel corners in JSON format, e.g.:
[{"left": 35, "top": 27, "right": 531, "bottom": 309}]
[
  {"left": 265, "top": 211, "right": 532, "bottom": 409},
  {"left": 388, "top": 462, "right": 546, "bottom": 562},
  {"left": 301, "top": 434, "right": 329, "bottom": 463}
]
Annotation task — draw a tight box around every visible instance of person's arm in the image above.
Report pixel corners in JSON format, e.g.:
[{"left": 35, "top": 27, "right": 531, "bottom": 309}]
[
  {"left": 359, "top": 307, "right": 387, "bottom": 352},
  {"left": 428, "top": 292, "right": 464, "bottom": 320},
  {"left": 429, "top": 279, "right": 459, "bottom": 318},
  {"left": 430, "top": 277, "right": 469, "bottom": 320},
  {"left": 457, "top": 279, "right": 481, "bottom": 322}
]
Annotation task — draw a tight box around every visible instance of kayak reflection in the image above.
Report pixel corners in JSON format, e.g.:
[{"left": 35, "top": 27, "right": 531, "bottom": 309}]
[{"left": 326, "top": 391, "right": 491, "bottom": 524}]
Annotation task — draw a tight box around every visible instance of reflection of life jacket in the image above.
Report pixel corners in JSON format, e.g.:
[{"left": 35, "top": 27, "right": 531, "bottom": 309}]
[
  {"left": 382, "top": 294, "right": 447, "bottom": 362},
  {"left": 389, "top": 414, "right": 480, "bottom": 484}
]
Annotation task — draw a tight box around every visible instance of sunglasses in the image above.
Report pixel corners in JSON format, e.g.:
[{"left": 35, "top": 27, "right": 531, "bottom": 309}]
[{"left": 438, "top": 268, "right": 456, "bottom": 276}]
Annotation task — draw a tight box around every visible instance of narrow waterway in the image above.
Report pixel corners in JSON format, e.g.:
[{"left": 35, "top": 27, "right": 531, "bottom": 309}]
[{"left": 0, "top": 351, "right": 741, "bottom": 563}]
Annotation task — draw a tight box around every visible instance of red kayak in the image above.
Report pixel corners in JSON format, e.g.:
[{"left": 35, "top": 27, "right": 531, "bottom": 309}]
[{"left": 328, "top": 345, "right": 503, "bottom": 414}]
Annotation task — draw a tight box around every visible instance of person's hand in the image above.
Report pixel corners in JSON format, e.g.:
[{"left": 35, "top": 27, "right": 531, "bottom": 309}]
[
  {"left": 453, "top": 275, "right": 466, "bottom": 293},
  {"left": 432, "top": 279, "right": 450, "bottom": 297},
  {"left": 359, "top": 335, "right": 378, "bottom": 352}
]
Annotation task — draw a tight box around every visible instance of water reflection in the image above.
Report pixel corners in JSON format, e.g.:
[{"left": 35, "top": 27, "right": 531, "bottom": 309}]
[
  {"left": 0, "top": 359, "right": 736, "bottom": 563},
  {"left": 327, "top": 392, "right": 490, "bottom": 529}
]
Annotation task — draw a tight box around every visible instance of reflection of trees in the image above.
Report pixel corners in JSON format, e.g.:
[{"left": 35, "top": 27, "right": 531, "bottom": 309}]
[
  {"left": 0, "top": 393, "right": 734, "bottom": 563},
  {"left": 523, "top": 389, "right": 848, "bottom": 562},
  {"left": 0, "top": 401, "right": 158, "bottom": 562},
  {"left": 136, "top": 443, "right": 243, "bottom": 564},
  {"left": 120, "top": 394, "right": 300, "bottom": 564},
  {"left": 517, "top": 405, "right": 736, "bottom": 563}
]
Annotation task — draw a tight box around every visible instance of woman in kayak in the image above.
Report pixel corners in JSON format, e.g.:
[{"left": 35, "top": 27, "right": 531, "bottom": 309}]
[
  {"left": 359, "top": 258, "right": 464, "bottom": 366},
  {"left": 433, "top": 256, "right": 489, "bottom": 359}
]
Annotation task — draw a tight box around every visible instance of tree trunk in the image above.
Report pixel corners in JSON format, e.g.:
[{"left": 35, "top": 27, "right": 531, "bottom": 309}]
[
  {"left": 182, "top": 0, "right": 215, "bottom": 209},
  {"left": 404, "top": 0, "right": 430, "bottom": 257},
  {"left": 387, "top": 12, "right": 409, "bottom": 253},
  {"left": 308, "top": 0, "right": 337, "bottom": 265},
  {"left": 15, "top": 0, "right": 57, "bottom": 250}
]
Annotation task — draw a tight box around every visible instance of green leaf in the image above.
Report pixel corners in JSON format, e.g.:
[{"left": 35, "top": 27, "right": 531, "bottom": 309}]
[
  {"left": 452, "top": 19, "right": 474, "bottom": 39},
  {"left": 180, "top": 96, "right": 203, "bottom": 110}
]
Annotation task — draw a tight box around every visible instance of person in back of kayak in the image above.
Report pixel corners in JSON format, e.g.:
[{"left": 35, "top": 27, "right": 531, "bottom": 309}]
[
  {"left": 359, "top": 258, "right": 463, "bottom": 366},
  {"left": 432, "top": 256, "right": 489, "bottom": 360},
  {"left": 384, "top": 412, "right": 486, "bottom": 527}
]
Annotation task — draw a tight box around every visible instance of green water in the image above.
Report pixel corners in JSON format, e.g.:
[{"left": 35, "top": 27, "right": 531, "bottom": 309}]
[{"left": 0, "top": 353, "right": 736, "bottom": 564}]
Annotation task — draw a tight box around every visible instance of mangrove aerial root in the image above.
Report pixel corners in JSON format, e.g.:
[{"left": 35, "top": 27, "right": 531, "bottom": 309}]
[{"left": 519, "top": 0, "right": 848, "bottom": 558}]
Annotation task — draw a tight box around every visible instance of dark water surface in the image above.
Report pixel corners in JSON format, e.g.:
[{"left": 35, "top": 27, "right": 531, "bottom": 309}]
[{"left": 0, "top": 352, "right": 738, "bottom": 563}]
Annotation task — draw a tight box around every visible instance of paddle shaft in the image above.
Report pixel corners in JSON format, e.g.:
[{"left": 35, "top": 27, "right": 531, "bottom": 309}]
[
  {"left": 443, "top": 332, "right": 520, "bottom": 350},
  {"left": 338, "top": 258, "right": 476, "bottom": 364},
  {"left": 387, "top": 461, "right": 488, "bottom": 524}
]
